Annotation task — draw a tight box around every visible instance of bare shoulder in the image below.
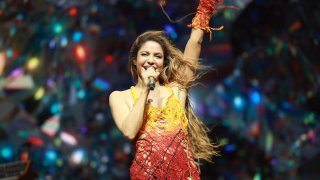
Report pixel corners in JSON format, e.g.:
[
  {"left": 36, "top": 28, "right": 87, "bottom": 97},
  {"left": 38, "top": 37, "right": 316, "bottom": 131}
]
[
  {"left": 109, "top": 89, "right": 134, "bottom": 109},
  {"left": 109, "top": 89, "right": 128, "bottom": 98},
  {"left": 109, "top": 89, "right": 131, "bottom": 102},
  {"left": 109, "top": 90, "right": 122, "bottom": 102},
  {"left": 169, "top": 82, "right": 187, "bottom": 93}
]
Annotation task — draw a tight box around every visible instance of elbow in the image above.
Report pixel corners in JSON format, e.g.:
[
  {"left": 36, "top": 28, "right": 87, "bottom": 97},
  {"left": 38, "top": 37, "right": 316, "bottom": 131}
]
[
  {"left": 123, "top": 132, "right": 137, "bottom": 141},
  {"left": 121, "top": 129, "right": 138, "bottom": 140}
]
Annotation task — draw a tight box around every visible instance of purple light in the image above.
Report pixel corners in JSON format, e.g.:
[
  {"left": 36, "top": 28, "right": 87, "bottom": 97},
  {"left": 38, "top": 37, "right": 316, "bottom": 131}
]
[
  {"left": 80, "top": 126, "right": 88, "bottom": 134},
  {"left": 10, "top": 68, "right": 23, "bottom": 77}
]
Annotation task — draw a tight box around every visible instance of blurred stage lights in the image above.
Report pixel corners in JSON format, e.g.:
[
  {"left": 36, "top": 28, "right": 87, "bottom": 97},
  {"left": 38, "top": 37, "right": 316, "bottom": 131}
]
[
  {"left": 250, "top": 91, "right": 261, "bottom": 104},
  {"left": 27, "top": 57, "right": 40, "bottom": 71},
  {"left": 74, "top": 45, "right": 87, "bottom": 61},
  {"left": 60, "top": 37, "right": 68, "bottom": 47},
  {"left": 233, "top": 96, "right": 245, "bottom": 109},
  {"left": 50, "top": 103, "right": 62, "bottom": 114},
  {"left": 34, "top": 87, "right": 45, "bottom": 100},
  {"left": 73, "top": 31, "right": 83, "bottom": 42},
  {"left": 71, "top": 149, "right": 86, "bottom": 165},
  {"left": 1, "top": 147, "right": 13, "bottom": 159},
  {"left": 45, "top": 149, "right": 58, "bottom": 162},
  {"left": 60, "top": 132, "right": 77, "bottom": 146},
  {"left": 53, "top": 23, "right": 63, "bottom": 34}
]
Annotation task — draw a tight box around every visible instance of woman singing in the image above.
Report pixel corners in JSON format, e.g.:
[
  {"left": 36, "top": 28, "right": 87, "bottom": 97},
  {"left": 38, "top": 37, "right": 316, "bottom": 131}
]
[{"left": 109, "top": 0, "right": 222, "bottom": 179}]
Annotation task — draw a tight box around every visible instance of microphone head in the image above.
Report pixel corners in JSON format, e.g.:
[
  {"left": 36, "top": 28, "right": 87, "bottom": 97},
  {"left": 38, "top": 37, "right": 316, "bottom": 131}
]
[
  {"left": 146, "top": 66, "right": 156, "bottom": 90},
  {"left": 148, "top": 77, "right": 155, "bottom": 90}
]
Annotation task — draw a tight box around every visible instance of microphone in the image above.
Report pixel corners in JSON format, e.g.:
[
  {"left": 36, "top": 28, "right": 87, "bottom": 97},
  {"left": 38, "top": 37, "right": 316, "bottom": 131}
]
[{"left": 147, "top": 67, "right": 155, "bottom": 90}]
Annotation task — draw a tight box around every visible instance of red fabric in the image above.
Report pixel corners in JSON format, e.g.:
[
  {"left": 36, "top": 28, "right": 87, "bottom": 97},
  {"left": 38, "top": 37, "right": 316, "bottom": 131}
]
[
  {"left": 187, "top": 0, "right": 238, "bottom": 40},
  {"left": 130, "top": 130, "right": 200, "bottom": 180}
]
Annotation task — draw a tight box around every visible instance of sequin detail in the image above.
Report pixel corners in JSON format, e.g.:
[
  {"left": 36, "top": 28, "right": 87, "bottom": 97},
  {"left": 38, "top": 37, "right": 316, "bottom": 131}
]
[{"left": 130, "top": 85, "right": 200, "bottom": 180}]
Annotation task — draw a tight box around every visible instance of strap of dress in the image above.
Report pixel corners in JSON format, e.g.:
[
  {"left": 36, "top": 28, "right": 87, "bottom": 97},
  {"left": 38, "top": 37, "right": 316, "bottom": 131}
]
[
  {"left": 165, "top": 84, "right": 174, "bottom": 96},
  {"left": 131, "top": 85, "right": 173, "bottom": 103},
  {"left": 130, "top": 86, "right": 138, "bottom": 104}
]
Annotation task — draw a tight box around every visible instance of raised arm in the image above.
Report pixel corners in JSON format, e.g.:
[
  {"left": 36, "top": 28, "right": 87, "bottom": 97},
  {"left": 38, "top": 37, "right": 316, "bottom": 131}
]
[
  {"left": 183, "top": 28, "right": 204, "bottom": 78},
  {"left": 183, "top": 0, "right": 221, "bottom": 79}
]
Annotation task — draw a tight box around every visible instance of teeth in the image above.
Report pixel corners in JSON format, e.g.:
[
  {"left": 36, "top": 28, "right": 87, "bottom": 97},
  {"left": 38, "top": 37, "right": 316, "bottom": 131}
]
[{"left": 143, "top": 66, "right": 156, "bottom": 70}]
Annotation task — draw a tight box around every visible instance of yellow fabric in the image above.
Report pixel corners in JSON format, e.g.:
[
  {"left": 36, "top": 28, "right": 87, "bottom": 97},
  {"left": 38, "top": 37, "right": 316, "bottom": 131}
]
[
  {"left": 130, "top": 85, "right": 188, "bottom": 135},
  {"left": 130, "top": 86, "right": 138, "bottom": 103}
]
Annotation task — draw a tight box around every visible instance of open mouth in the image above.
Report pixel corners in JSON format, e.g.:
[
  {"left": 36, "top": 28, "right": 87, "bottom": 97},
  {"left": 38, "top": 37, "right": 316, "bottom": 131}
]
[{"left": 143, "top": 66, "right": 156, "bottom": 71}]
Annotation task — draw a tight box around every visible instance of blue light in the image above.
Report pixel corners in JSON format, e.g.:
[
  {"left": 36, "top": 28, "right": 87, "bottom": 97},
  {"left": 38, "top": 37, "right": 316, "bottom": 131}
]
[
  {"left": 164, "top": 25, "right": 178, "bottom": 40},
  {"left": 45, "top": 150, "right": 57, "bottom": 161},
  {"left": 49, "top": 39, "right": 56, "bottom": 49},
  {"left": 93, "top": 78, "right": 110, "bottom": 90},
  {"left": 71, "top": 149, "right": 85, "bottom": 164},
  {"left": 77, "top": 89, "right": 86, "bottom": 99},
  {"left": 16, "top": 14, "right": 24, "bottom": 20},
  {"left": 282, "top": 101, "right": 296, "bottom": 111},
  {"left": 250, "top": 91, "right": 261, "bottom": 104},
  {"left": 1, "top": 147, "right": 12, "bottom": 159},
  {"left": 60, "top": 37, "right": 68, "bottom": 47},
  {"left": 224, "top": 144, "right": 236, "bottom": 152},
  {"left": 72, "top": 31, "right": 83, "bottom": 42},
  {"left": 164, "top": 25, "right": 174, "bottom": 33},
  {"left": 50, "top": 103, "right": 62, "bottom": 114},
  {"left": 233, "top": 96, "right": 244, "bottom": 109}
]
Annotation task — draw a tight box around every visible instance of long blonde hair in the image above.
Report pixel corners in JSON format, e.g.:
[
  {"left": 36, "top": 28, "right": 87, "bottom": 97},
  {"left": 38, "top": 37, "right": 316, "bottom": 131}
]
[{"left": 128, "top": 31, "right": 219, "bottom": 162}]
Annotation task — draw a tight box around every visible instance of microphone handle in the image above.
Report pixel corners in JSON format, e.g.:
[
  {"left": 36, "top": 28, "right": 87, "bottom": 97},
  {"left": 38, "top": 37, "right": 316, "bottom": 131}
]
[{"left": 148, "top": 77, "right": 155, "bottom": 90}]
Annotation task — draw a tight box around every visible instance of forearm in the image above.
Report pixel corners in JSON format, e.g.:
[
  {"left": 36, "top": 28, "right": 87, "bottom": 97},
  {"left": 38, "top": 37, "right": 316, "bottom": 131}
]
[
  {"left": 189, "top": 28, "right": 204, "bottom": 44},
  {"left": 120, "top": 88, "right": 149, "bottom": 140},
  {"left": 184, "top": 28, "right": 204, "bottom": 61}
]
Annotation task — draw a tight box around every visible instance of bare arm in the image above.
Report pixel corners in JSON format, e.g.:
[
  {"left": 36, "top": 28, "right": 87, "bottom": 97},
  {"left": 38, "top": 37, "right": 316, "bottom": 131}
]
[
  {"left": 183, "top": 28, "right": 204, "bottom": 79},
  {"left": 172, "top": 28, "right": 205, "bottom": 106},
  {"left": 109, "top": 87, "right": 149, "bottom": 140}
]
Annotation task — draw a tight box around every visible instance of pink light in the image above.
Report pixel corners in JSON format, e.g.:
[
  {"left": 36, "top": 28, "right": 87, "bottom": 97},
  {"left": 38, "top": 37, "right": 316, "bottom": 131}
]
[
  {"left": 10, "top": 68, "right": 23, "bottom": 78},
  {"left": 60, "top": 132, "right": 77, "bottom": 146}
]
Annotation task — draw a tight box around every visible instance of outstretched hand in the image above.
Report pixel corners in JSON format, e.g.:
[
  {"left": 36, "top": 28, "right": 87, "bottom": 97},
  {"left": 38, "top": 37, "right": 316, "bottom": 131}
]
[{"left": 141, "top": 67, "right": 160, "bottom": 89}]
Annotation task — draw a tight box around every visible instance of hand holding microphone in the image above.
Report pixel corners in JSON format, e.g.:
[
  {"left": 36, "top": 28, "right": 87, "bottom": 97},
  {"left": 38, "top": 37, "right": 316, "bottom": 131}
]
[{"left": 144, "top": 66, "right": 158, "bottom": 91}]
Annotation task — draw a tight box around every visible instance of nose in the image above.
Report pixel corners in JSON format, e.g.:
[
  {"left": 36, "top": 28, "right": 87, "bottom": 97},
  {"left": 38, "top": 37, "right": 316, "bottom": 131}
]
[{"left": 146, "top": 56, "right": 155, "bottom": 64}]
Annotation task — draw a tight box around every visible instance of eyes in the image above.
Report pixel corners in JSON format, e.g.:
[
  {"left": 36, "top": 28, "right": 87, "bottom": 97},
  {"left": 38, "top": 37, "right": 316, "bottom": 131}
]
[{"left": 140, "top": 52, "right": 163, "bottom": 59}]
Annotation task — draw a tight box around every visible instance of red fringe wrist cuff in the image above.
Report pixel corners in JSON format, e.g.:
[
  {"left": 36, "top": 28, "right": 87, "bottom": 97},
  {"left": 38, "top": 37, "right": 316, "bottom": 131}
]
[{"left": 188, "top": 0, "right": 235, "bottom": 40}]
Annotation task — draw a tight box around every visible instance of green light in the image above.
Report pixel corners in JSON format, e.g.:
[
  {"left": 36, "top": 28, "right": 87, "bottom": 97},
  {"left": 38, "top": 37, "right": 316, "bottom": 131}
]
[
  {"left": 53, "top": 23, "right": 63, "bottom": 34},
  {"left": 253, "top": 173, "right": 261, "bottom": 180}
]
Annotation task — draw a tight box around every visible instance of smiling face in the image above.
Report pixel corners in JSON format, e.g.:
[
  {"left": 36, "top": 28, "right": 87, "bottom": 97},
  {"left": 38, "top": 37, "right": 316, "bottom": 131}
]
[
  {"left": 136, "top": 40, "right": 164, "bottom": 77},
  {"left": 129, "top": 31, "right": 171, "bottom": 84}
]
